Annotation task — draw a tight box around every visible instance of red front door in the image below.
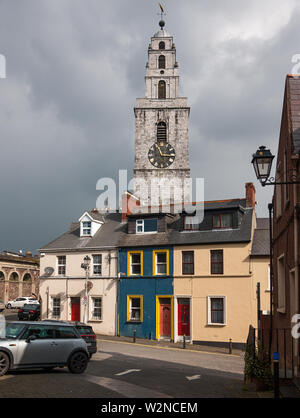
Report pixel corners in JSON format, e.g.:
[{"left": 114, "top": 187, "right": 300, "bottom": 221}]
[
  {"left": 71, "top": 298, "right": 81, "bottom": 321},
  {"left": 159, "top": 298, "right": 171, "bottom": 337},
  {"left": 178, "top": 298, "right": 190, "bottom": 336}
]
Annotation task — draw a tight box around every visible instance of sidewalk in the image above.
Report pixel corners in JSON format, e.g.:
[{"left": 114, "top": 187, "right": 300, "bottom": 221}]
[{"left": 96, "top": 333, "right": 244, "bottom": 357}]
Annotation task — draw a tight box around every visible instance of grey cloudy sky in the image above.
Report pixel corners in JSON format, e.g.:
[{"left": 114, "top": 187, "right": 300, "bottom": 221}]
[{"left": 0, "top": 0, "right": 299, "bottom": 253}]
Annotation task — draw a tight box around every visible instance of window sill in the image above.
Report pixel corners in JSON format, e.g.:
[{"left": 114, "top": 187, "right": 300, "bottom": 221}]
[
  {"left": 206, "top": 323, "right": 226, "bottom": 327},
  {"left": 88, "top": 319, "right": 103, "bottom": 323},
  {"left": 126, "top": 320, "right": 142, "bottom": 324}
]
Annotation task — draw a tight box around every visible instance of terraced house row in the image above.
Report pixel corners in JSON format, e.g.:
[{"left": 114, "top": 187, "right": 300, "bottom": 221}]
[{"left": 39, "top": 183, "right": 270, "bottom": 348}]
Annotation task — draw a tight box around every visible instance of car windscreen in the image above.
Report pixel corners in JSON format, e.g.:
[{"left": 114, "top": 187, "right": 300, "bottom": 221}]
[
  {"left": 23, "top": 304, "right": 39, "bottom": 310},
  {"left": 5, "top": 323, "right": 26, "bottom": 339},
  {"left": 76, "top": 326, "right": 94, "bottom": 335}
]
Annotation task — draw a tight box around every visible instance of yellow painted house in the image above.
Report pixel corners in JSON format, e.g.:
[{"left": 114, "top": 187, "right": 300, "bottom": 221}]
[{"left": 172, "top": 183, "right": 270, "bottom": 348}]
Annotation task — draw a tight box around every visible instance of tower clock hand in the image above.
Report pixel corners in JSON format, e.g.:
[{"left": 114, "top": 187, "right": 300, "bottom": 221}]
[{"left": 155, "top": 143, "right": 163, "bottom": 156}]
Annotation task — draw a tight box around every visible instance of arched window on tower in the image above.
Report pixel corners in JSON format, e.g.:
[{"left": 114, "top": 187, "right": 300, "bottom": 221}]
[
  {"left": 157, "top": 122, "right": 167, "bottom": 142},
  {"left": 159, "top": 41, "right": 165, "bottom": 50},
  {"left": 158, "top": 80, "right": 166, "bottom": 99},
  {"left": 158, "top": 55, "right": 165, "bottom": 69}
]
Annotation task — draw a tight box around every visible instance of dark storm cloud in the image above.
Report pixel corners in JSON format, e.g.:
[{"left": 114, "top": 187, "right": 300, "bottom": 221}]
[{"left": 0, "top": 0, "right": 299, "bottom": 252}]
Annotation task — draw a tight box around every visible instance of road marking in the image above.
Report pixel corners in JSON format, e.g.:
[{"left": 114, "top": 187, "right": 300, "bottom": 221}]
[
  {"left": 0, "top": 375, "right": 14, "bottom": 382},
  {"left": 98, "top": 339, "right": 240, "bottom": 358},
  {"left": 115, "top": 369, "right": 141, "bottom": 376},
  {"left": 84, "top": 374, "right": 172, "bottom": 398},
  {"left": 186, "top": 374, "right": 201, "bottom": 381}
]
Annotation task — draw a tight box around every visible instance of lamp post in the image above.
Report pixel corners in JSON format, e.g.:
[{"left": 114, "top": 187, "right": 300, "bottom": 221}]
[
  {"left": 81, "top": 255, "right": 91, "bottom": 324},
  {"left": 251, "top": 145, "right": 300, "bottom": 361}
]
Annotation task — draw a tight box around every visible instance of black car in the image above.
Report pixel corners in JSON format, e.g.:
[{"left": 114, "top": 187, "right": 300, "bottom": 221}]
[
  {"left": 18, "top": 304, "right": 40, "bottom": 321},
  {"left": 42, "top": 320, "right": 97, "bottom": 358}
]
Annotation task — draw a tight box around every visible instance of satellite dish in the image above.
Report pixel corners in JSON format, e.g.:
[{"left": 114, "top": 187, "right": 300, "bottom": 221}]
[{"left": 44, "top": 267, "right": 54, "bottom": 276}]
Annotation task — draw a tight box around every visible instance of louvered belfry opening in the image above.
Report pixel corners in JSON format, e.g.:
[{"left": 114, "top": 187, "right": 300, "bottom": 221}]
[
  {"left": 158, "top": 55, "right": 165, "bottom": 69},
  {"left": 158, "top": 80, "right": 166, "bottom": 99},
  {"left": 159, "top": 41, "right": 165, "bottom": 50},
  {"left": 157, "top": 122, "right": 167, "bottom": 142}
]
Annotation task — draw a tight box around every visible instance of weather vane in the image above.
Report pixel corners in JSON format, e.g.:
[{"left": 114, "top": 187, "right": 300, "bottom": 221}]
[{"left": 157, "top": 3, "right": 166, "bottom": 28}]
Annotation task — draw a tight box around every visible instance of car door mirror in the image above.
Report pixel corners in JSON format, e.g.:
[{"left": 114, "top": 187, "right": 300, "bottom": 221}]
[{"left": 26, "top": 335, "right": 37, "bottom": 343}]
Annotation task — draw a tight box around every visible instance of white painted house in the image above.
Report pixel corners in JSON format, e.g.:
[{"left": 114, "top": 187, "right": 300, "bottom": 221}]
[{"left": 39, "top": 210, "right": 123, "bottom": 336}]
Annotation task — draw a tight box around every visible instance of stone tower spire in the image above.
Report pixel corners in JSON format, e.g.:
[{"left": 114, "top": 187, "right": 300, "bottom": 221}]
[{"left": 133, "top": 17, "right": 191, "bottom": 207}]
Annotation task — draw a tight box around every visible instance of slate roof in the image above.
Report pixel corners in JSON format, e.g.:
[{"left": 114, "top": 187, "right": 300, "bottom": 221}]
[
  {"left": 40, "top": 212, "right": 125, "bottom": 252},
  {"left": 287, "top": 76, "right": 300, "bottom": 154},
  {"left": 251, "top": 218, "right": 270, "bottom": 256},
  {"left": 120, "top": 199, "right": 253, "bottom": 248}
]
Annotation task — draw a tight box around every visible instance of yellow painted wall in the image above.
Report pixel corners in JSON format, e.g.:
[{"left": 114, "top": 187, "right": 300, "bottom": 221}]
[{"left": 174, "top": 243, "right": 270, "bottom": 344}]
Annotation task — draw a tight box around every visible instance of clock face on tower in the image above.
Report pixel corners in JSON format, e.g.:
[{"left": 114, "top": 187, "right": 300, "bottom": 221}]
[{"left": 148, "top": 142, "right": 176, "bottom": 168}]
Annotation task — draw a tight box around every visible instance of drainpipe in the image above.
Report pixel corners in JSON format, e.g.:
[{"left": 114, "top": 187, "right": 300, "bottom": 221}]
[
  {"left": 268, "top": 202, "right": 273, "bottom": 362},
  {"left": 292, "top": 155, "right": 299, "bottom": 375}
]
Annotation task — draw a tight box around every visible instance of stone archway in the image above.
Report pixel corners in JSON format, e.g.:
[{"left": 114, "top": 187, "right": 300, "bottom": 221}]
[
  {"left": 0, "top": 272, "right": 5, "bottom": 301},
  {"left": 22, "top": 273, "right": 32, "bottom": 297},
  {"left": 8, "top": 272, "right": 19, "bottom": 300}
]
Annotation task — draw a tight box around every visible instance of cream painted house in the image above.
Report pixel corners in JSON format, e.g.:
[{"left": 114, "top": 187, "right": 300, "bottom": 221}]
[
  {"left": 173, "top": 184, "right": 270, "bottom": 348},
  {"left": 39, "top": 211, "right": 123, "bottom": 336}
]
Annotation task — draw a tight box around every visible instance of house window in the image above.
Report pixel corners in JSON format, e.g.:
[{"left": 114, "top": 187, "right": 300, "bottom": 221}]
[
  {"left": 57, "top": 256, "right": 66, "bottom": 276},
  {"left": 82, "top": 221, "right": 91, "bottom": 236},
  {"left": 277, "top": 255, "right": 286, "bottom": 313},
  {"left": 212, "top": 213, "right": 233, "bottom": 229},
  {"left": 158, "top": 80, "right": 166, "bottom": 99},
  {"left": 182, "top": 251, "right": 194, "bottom": 275},
  {"left": 90, "top": 297, "right": 102, "bottom": 320},
  {"left": 136, "top": 218, "right": 158, "bottom": 234},
  {"left": 127, "top": 295, "right": 143, "bottom": 322},
  {"left": 153, "top": 250, "right": 169, "bottom": 275},
  {"left": 275, "top": 163, "right": 282, "bottom": 218},
  {"left": 208, "top": 297, "right": 225, "bottom": 325},
  {"left": 157, "top": 122, "right": 167, "bottom": 142},
  {"left": 93, "top": 255, "right": 102, "bottom": 276},
  {"left": 158, "top": 55, "right": 165, "bottom": 69},
  {"left": 159, "top": 41, "right": 165, "bottom": 49},
  {"left": 128, "top": 251, "right": 143, "bottom": 276},
  {"left": 184, "top": 216, "right": 199, "bottom": 231},
  {"left": 211, "top": 250, "right": 223, "bottom": 274},
  {"left": 52, "top": 298, "right": 61, "bottom": 319}
]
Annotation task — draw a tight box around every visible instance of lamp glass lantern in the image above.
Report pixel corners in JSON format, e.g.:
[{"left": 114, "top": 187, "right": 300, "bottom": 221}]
[
  {"left": 251, "top": 146, "right": 274, "bottom": 185},
  {"left": 83, "top": 255, "right": 91, "bottom": 269}
]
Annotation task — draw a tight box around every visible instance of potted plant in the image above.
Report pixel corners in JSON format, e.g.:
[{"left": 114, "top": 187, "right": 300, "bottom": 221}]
[{"left": 244, "top": 343, "right": 273, "bottom": 391}]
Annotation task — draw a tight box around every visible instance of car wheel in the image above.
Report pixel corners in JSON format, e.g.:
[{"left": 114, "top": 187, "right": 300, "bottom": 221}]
[
  {"left": 0, "top": 352, "right": 10, "bottom": 376},
  {"left": 68, "top": 352, "right": 88, "bottom": 374},
  {"left": 6, "top": 304, "right": 11, "bottom": 309}
]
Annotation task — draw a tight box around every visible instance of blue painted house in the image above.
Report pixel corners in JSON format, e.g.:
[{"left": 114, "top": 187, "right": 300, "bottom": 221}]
[{"left": 118, "top": 213, "right": 174, "bottom": 340}]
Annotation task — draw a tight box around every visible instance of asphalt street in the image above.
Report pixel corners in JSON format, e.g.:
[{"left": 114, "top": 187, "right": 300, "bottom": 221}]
[{"left": 0, "top": 325, "right": 258, "bottom": 398}]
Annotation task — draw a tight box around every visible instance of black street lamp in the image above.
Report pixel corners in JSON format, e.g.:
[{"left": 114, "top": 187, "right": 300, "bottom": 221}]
[
  {"left": 251, "top": 146, "right": 274, "bottom": 186},
  {"left": 252, "top": 145, "right": 300, "bottom": 186}
]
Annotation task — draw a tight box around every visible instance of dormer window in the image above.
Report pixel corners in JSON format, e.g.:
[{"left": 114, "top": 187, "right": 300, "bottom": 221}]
[
  {"left": 212, "top": 214, "right": 233, "bottom": 229},
  {"left": 79, "top": 211, "right": 103, "bottom": 237},
  {"left": 136, "top": 218, "right": 158, "bottom": 234},
  {"left": 184, "top": 216, "right": 199, "bottom": 231},
  {"left": 82, "top": 221, "right": 91, "bottom": 236}
]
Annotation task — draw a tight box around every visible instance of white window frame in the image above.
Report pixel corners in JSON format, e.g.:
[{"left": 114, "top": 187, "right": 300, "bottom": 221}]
[
  {"left": 136, "top": 219, "right": 144, "bottom": 233},
  {"left": 89, "top": 296, "right": 102, "bottom": 321},
  {"left": 130, "top": 252, "right": 142, "bottom": 276},
  {"left": 207, "top": 296, "right": 226, "bottom": 326},
  {"left": 52, "top": 297, "right": 61, "bottom": 319},
  {"left": 92, "top": 254, "right": 102, "bottom": 276},
  {"left": 82, "top": 221, "right": 92, "bottom": 236},
  {"left": 57, "top": 256, "right": 66, "bottom": 276}
]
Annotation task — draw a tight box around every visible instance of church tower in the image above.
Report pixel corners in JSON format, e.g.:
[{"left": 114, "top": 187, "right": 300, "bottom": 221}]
[{"left": 133, "top": 17, "right": 191, "bottom": 206}]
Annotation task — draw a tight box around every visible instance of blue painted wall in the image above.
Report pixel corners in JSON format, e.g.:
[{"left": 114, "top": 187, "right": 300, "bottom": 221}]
[{"left": 118, "top": 246, "right": 173, "bottom": 339}]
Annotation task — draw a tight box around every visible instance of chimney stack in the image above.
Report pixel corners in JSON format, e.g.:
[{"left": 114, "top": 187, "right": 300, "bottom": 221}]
[
  {"left": 121, "top": 192, "right": 140, "bottom": 221},
  {"left": 245, "top": 182, "right": 256, "bottom": 208}
]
